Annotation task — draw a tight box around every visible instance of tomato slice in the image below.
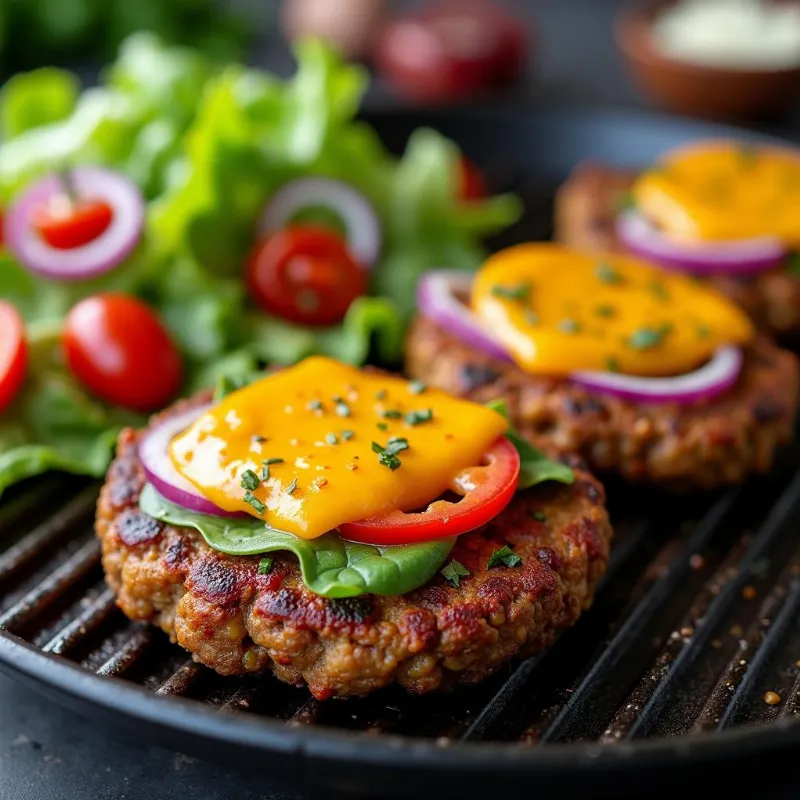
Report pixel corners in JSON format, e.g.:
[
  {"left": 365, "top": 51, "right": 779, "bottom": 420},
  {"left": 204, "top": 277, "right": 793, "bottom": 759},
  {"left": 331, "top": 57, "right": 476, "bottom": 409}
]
[
  {"left": 339, "top": 436, "right": 520, "bottom": 545},
  {"left": 247, "top": 226, "right": 367, "bottom": 326},
  {"left": 0, "top": 300, "right": 28, "bottom": 413},
  {"left": 63, "top": 294, "right": 182, "bottom": 412},
  {"left": 31, "top": 197, "right": 113, "bottom": 250}
]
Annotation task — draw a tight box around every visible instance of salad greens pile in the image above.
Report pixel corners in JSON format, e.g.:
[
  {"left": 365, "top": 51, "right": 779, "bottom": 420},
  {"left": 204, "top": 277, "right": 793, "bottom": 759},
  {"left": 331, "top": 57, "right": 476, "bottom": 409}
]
[{"left": 0, "top": 33, "right": 520, "bottom": 496}]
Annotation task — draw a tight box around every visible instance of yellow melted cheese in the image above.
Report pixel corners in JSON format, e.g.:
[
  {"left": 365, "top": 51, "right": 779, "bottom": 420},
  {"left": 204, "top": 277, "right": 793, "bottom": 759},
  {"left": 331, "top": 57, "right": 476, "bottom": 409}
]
[
  {"left": 471, "top": 243, "right": 753, "bottom": 377},
  {"left": 633, "top": 140, "right": 800, "bottom": 243},
  {"left": 169, "top": 357, "right": 507, "bottom": 538}
]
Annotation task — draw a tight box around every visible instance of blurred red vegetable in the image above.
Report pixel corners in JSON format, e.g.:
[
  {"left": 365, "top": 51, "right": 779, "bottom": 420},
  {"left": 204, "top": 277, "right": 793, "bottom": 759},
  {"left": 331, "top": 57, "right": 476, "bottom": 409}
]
[{"left": 374, "top": 0, "right": 529, "bottom": 103}]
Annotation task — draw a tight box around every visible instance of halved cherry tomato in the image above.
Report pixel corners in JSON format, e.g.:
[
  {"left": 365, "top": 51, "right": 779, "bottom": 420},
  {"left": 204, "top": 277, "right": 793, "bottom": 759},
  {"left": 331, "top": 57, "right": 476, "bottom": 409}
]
[
  {"left": 339, "top": 436, "right": 520, "bottom": 545},
  {"left": 63, "top": 294, "right": 182, "bottom": 412},
  {"left": 0, "top": 301, "right": 28, "bottom": 413},
  {"left": 31, "top": 197, "right": 113, "bottom": 250},
  {"left": 247, "top": 226, "right": 367, "bottom": 326},
  {"left": 458, "top": 156, "right": 487, "bottom": 201}
]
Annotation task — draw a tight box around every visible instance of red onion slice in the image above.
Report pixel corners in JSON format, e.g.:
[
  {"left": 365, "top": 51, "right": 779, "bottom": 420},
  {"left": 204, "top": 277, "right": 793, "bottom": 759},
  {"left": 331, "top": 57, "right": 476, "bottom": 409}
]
[
  {"left": 259, "top": 177, "right": 381, "bottom": 268},
  {"left": 616, "top": 209, "right": 786, "bottom": 276},
  {"left": 139, "top": 404, "right": 246, "bottom": 518},
  {"left": 6, "top": 167, "right": 145, "bottom": 281},
  {"left": 570, "top": 346, "right": 743, "bottom": 404},
  {"left": 417, "top": 270, "right": 513, "bottom": 363}
]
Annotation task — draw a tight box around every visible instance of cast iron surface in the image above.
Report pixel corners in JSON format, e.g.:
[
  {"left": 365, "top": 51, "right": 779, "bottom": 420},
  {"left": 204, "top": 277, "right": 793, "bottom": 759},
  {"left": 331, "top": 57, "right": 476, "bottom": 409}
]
[{"left": 2, "top": 104, "right": 800, "bottom": 799}]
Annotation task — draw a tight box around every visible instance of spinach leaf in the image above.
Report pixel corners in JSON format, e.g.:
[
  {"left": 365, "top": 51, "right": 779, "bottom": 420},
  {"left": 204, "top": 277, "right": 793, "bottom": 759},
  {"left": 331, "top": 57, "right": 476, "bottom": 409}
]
[
  {"left": 139, "top": 484, "right": 455, "bottom": 599},
  {"left": 488, "top": 400, "right": 575, "bottom": 489}
]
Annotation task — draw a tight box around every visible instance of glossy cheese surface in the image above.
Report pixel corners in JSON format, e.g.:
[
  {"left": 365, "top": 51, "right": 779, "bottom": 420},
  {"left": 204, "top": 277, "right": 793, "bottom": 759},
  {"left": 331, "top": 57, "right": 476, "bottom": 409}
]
[
  {"left": 471, "top": 243, "right": 753, "bottom": 377},
  {"left": 632, "top": 141, "right": 800, "bottom": 243},
  {"left": 169, "top": 357, "right": 507, "bottom": 538}
]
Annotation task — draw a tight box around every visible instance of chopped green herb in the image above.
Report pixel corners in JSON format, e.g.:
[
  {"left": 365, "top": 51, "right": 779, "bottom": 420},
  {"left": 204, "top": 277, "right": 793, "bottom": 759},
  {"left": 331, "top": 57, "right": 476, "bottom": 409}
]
[
  {"left": 409, "top": 380, "right": 426, "bottom": 395},
  {"left": 648, "top": 280, "right": 669, "bottom": 301},
  {"left": 263, "top": 458, "right": 284, "bottom": 466},
  {"left": 558, "top": 318, "right": 581, "bottom": 335},
  {"left": 441, "top": 560, "right": 470, "bottom": 587},
  {"left": 335, "top": 400, "right": 351, "bottom": 418},
  {"left": 605, "top": 357, "right": 620, "bottom": 373},
  {"left": 382, "top": 409, "right": 402, "bottom": 419},
  {"left": 405, "top": 408, "right": 433, "bottom": 426},
  {"left": 251, "top": 435, "right": 267, "bottom": 444},
  {"left": 257, "top": 557, "right": 274, "bottom": 575},
  {"left": 307, "top": 399, "right": 324, "bottom": 412},
  {"left": 240, "top": 469, "right": 260, "bottom": 491},
  {"left": 286, "top": 478, "right": 298, "bottom": 495},
  {"left": 372, "top": 441, "right": 402, "bottom": 471},
  {"left": 377, "top": 422, "right": 388, "bottom": 431},
  {"left": 260, "top": 465, "right": 270, "bottom": 481},
  {"left": 488, "top": 545, "right": 523, "bottom": 569},
  {"left": 325, "top": 433, "right": 339, "bottom": 445},
  {"left": 697, "top": 324, "right": 711, "bottom": 339},
  {"left": 627, "top": 325, "right": 669, "bottom": 350},
  {"left": 375, "top": 389, "right": 387, "bottom": 400},
  {"left": 595, "top": 304, "right": 615, "bottom": 318},
  {"left": 386, "top": 437, "right": 409, "bottom": 455},
  {"left": 532, "top": 511, "right": 547, "bottom": 522},
  {"left": 490, "top": 282, "right": 531, "bottom": 301},
  {"left": 341, "top": 430, "right": 355, "bottom": 441},
  {"left": 243, "top": 492, "right": 265, "bottom": 515},
  {"left": 596, "top": 262, "right": 623, "bottom": 284}
]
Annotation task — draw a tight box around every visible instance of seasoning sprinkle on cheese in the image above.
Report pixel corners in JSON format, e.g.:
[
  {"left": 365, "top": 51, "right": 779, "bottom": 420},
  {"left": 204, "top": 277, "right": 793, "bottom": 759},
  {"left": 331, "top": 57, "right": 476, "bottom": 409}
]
[
  {"left": 169, "top": 357, "right": 507, "bottom": 537},
  {"left": 633, "top": 141, "right": 800, "bottom": 244},
  {"left": 471, "top": 243, "right": 753, "bottom": 377}
]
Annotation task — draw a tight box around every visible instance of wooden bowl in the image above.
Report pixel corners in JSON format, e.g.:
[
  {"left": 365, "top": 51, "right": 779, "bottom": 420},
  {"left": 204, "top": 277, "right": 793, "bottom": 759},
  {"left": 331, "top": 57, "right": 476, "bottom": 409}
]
[{"left": 615, "top": 0, "right": 800, "bottom": 119}]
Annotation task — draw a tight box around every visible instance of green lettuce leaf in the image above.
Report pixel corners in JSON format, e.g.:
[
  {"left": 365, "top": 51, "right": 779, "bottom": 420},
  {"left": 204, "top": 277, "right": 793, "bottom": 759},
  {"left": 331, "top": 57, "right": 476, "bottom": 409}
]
[
  {"left": 0, "top": 322, "right": 141, "bottom": 496},
  {"left": 0, "top": 67, "right": 79, "bottom": 139},
  {"left": 488, "top": 400, "right": 575, "bottom": 489},
  {"left": 139, "top": 483, "right": 454, "bottom": 598}
]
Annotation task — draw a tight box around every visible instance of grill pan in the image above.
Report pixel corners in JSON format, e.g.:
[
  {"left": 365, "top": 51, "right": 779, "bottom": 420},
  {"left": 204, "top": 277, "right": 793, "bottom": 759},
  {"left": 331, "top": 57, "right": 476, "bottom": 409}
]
[{"left": 2, "top": 106, "right": 800, "bottom": 800}]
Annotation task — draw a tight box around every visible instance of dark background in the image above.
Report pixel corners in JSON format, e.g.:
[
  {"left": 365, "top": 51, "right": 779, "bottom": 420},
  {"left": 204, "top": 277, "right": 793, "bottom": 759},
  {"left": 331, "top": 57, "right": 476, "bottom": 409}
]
[{"left": 2, "top": 1, "right": 800, "bottom": 798}]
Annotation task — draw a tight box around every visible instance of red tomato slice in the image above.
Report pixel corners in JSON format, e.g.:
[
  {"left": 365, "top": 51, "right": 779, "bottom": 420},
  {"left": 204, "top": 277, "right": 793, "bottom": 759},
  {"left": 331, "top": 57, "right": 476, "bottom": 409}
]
[
  {"left": 32, "top": 198, "right": 113, "bottom": 250},
  {"left": 247, "top": 226, "right": 367, "bottom": 326},
  {"left": 339, "top": 436, "right": 520, "bottom": 545},
  {"left": 63, "top": 294, "right": 182, "bottom": 412},
  {"left": 0, "top": 301, "right": 28, "bottom": 413}
]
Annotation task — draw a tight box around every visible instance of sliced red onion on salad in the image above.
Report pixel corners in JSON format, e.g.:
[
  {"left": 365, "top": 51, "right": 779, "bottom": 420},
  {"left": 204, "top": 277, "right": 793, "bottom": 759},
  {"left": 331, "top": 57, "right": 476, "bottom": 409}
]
[
  {"left": 6, "top": 166, "right": 145, "bottom": 281},
  {"left": 416, "top": 270, "right": 743, "bottom": 405},
  {"left": 416, "top": 270, "right": 513, "bottom": 363},
  {"left": 616, "top": 209, "right": 787, "bottom": 276},
  {"left": 139, "top": 404, "right": 246, "bottom": 518},
  {"left": 259, "top": 177, "right": 381, "bottom": 268}
]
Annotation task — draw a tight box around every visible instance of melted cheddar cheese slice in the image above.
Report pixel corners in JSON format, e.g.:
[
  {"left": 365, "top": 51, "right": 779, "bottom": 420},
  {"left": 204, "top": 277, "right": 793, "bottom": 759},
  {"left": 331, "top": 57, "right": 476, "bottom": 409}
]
[
  {"left": 169, "top": 357, "right": 507, "bottom": 537},
  {"left": 632, "top": 140, "right": 800, "bottom": 243},
  {"left": 471, "top": 244, "right": 753, "bottom": 377}
]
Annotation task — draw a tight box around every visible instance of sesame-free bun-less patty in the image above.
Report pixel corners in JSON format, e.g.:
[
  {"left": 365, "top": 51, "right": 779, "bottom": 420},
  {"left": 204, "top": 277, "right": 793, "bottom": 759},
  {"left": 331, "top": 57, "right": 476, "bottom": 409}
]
[
  {"left": 554, "top": 161, "right": 800, "bottom": 338},
  {"left": 406, "top": 316, "right": 799, "bottom": 489},
  {"left": 97, "top": 392, "right": 611, "bottom": 700}
]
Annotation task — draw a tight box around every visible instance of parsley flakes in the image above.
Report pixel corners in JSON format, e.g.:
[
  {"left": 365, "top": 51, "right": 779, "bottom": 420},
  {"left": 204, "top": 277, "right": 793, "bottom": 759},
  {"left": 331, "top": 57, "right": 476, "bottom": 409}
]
[
  {"left": 487, "top": 545, "right": 523, "bottom": 569},
  {"left": 257, "top": 557, "right": 274, "bottom": 575},
  {"left": 405, "top": 408, "right": 433, "bottom": 426},
  {"left": 441, "top": 560, "right": 470, "bottom": 587},
  {"left": 490, "top": 282, "right": 531, "bottom": 301},
  {"left": 595, "top": 262, "right": 623, "bottom": 284},
  {"left": 240, "top": 470, "right": 260, "bottom": 491},
  {"left": 627, "top": 324, "right": 671, "bottom": 350},
  {"left": 243, "top": 492, "right": 265, "bottom": 515}
]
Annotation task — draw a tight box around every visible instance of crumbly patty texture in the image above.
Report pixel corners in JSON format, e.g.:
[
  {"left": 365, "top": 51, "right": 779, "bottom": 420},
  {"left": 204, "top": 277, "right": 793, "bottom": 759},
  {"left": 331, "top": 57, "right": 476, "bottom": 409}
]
[
  {"left": 96, "top": 393, "right": 611, "bottom": 700},
  {"left": 406, "top": 316, "right": 798, "bottom": 489},
  {"left": 554, "top": 160, "right": 800, "bottom": 338}
]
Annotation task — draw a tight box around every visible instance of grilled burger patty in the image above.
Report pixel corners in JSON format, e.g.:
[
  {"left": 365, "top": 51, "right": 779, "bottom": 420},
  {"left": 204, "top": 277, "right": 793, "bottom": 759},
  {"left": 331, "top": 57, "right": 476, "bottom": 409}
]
[
  {"left": 554, "top": 161, "right": 800, "bottom": 338},
  {"left": 96, "top": 392, "right": 612, "bottom": 700},
  {"left": 406, "top": 316, "right": 799, "bottom": 489}
]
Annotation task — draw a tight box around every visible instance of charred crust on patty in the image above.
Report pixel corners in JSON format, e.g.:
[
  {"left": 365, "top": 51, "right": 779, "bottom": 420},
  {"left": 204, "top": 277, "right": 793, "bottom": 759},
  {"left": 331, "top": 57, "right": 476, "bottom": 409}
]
[
  {"left": 113, "top": 509, "right": 163, "bottom": 547},
  {"left": 554, "top": 160, "right": 800, "bottom": 338},
  {"left": 96, "top": 392, "right": 612, "bottom": 699}
]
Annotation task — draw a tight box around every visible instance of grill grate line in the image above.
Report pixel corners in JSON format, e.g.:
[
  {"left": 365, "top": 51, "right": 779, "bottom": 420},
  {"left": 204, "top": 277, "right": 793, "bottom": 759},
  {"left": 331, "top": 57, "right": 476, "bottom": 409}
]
[
  {"left": 42, "top": 588, "right": 117, "bottom": 655},
  {"left": 0, "top": 539, "right": 101, "bottom": 632},
  {"left": 155, "top": 660, "right": 204, "bottom": 696},
  {"left": 95, "top": 627, "right": 153, "bottom": 677},
  {"left": 626, "top": 471, "right": 800, "bottom": 740},
  {"left": 0, "top": 487, "right": 98, "bottom": 587},
  {"left": 538, "top": 488, "right": 739, "bottom": 744},
  {"left": 716, "top": 580, "right": 800, "bottom": 730}
]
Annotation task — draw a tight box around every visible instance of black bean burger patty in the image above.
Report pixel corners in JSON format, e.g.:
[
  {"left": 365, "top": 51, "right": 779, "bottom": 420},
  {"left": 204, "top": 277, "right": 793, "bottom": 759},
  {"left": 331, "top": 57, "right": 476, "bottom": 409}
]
[
  {"left": 406, "top": 316, "right": 799, "bottom": 489},
  {"left": 96, "top": 392, "right": 612, "bottom": 700},
  {"left": 554, "top": 161, "right": 800, "bottom": 338}
]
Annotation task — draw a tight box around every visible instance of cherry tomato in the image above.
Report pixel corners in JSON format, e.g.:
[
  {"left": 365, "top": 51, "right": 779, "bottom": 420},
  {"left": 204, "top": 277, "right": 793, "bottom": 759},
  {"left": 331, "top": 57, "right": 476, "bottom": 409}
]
[
  {"left": 458, "top": 156, "right": 487, "bottom": 201},
  {"left": 339, "top": 436, "right": 520, "bottom": 545},
  {"left": 63, "top": 294, "right": 182, "bottom": 412},
  {"left": 31, "top": 197, "right": 113, "bottom": 250},
  {"left": 374, "top": 0, "right": 529, "bottom": 103},
  {"left": 0, "top": 301, "right": 28, "bottom": 413},
  {"left": 247, "top": 226, "right": 367, "bottom": 327}
]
